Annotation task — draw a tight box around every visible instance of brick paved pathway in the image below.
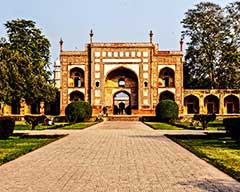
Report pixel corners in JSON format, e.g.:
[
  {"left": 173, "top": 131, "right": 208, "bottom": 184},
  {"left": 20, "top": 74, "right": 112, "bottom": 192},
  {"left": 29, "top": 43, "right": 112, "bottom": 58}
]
[{"left": 0, "top": 121, "right": 239, "bottom": 192}]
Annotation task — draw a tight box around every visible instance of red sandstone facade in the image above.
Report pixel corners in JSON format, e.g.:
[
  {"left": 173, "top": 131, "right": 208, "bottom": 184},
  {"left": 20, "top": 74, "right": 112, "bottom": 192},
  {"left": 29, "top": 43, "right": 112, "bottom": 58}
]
[{"left": 59, "top": 31, "right": 184, "bottom": 116}]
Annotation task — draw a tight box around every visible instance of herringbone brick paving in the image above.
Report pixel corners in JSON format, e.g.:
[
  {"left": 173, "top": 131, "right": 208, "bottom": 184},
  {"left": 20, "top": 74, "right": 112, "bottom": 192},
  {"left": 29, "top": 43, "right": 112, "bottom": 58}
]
[{"left": 0, "top": 121, "right": 239, "bottom": 192}]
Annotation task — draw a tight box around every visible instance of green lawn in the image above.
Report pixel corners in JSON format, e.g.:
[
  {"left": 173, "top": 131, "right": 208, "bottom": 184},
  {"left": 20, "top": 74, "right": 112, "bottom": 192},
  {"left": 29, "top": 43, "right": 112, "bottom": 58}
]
[
  {"left": 14, "top": 121, "right": 96, "bottom": 130},
  {"left": 168, "top": 134, "right": 240, "bottom": 181},
  {"left": 0, "top": 134, "right": 65, "bottom": 165},
  {"left": 144, "top": 122, "right": 183, "bottom": 130},
  {"left": 60, "top": 122, "right": 97, "bottom": 129},
  {"left": 14, "top": 121, "right": 67, "bottom": 130},
  {"left": 145, "top": 120, "right": 225, "bottom": 131}
]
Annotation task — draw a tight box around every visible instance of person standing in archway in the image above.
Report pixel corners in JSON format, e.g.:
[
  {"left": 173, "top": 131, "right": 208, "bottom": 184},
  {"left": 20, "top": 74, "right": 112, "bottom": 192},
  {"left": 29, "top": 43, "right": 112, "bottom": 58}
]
[{"left": 119, "top": 102, "right": 125, "bottom": 115}]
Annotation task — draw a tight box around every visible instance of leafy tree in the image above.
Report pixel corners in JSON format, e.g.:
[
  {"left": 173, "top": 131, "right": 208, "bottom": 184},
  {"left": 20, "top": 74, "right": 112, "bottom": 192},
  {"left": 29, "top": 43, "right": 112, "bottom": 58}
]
[
  {"left": 182, "top": 2, "right": 240, "bottom": 89},
  {"left": 0, "top": 19, "right": 57, "bottom": 111}
]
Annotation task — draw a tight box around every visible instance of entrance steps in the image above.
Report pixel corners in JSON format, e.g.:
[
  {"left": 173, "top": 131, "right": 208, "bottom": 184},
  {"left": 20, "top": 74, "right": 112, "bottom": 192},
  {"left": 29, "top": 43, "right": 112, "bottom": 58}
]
[{"left": 106, "top": 115, "right": 141, "bottom": 121}]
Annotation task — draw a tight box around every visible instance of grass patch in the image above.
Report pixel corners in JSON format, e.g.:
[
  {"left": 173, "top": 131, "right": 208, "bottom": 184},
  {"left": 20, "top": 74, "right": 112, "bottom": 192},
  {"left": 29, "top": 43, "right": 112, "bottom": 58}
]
[
  {"left": 0, "top": 134, "right": 65, "bottom": 165},
  {"left": 14, "top": 121, "right": 97, "bottom": 130},
  {"left": 14, "top": 121, "right": 69, "bottom": 130},
  {"left": 208, "top": 120, "right": 225, "bottom": 130},
  {"left": 167, "top": 134, "right": 240, "bottom": 181},
  {"left": 144, "top": 122, "right": 183, "bottom": 130},
  {"left": 170, "top": 120, "right": 225, "bottom": 130},
  {"left": 60, "top": 122, "right": 97, "bottom": 129}
]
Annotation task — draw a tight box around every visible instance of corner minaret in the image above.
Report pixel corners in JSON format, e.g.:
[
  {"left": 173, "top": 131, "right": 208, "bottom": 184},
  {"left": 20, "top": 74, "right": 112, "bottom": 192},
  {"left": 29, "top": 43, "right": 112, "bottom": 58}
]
[
  {"left": 90, "top": 29, "right": 94, "bottom": 44},
  {"left": 149, "top": 30, "right": 153, "bottom": 44},
  {"left": 59, "top": 38, "right": 63, "bottom": 52},
  {"left": 180, "top": 38, "right": 183, "bottom": 51}
]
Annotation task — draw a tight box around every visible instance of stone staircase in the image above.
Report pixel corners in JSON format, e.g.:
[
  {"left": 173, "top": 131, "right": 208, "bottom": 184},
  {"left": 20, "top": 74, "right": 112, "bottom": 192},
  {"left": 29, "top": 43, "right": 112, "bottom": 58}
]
[{"left": 106, "top": 115, "right": 141, "bottom": 121}]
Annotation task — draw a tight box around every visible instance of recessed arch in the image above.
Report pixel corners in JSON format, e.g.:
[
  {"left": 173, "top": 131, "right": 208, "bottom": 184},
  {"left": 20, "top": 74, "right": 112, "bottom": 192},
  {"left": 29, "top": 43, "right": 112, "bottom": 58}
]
[
  {"left": 31, "top": 102, "right": 40, "bottom": 114},
  {"left": 70, "top": 91, "right": 84, "bottom": 101},
  {"left": 224, "top": 95, "right": 239, "bottom": 114},
  {"left": 159, "top": 67, "right": 175, "bottom": 87},
  {"left": 159, "top": 91, "right": 175, "bottom": 101},
  {"left": 184, "top": 95, "right": 199, "bottom": 114},
  {"left": 204, "top": 95, "right": 219, "bottom": 114},
  {"left": 11, "top": 102, "right": 20, "bottom": 114},
  {"left": 105, "top": 67, "right": 138, "bottom": 110},
  {"left": 70, "top": 67, "right": 84, "bottom": 88}
]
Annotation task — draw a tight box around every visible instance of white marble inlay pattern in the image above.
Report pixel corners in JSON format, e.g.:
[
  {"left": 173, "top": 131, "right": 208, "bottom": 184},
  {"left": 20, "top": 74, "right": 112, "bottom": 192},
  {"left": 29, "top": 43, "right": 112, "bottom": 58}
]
[
  {"left": 102, "top": 58, "right": 141, "bottom": 63},
  {"left": 95, "top": 64, "right": 100, "bottom": 71},
  {"left": 143, "top": 73, "right": 149, "bottom": 79},
  {"left": 95, "top": 90, "right": 100, "bottom": 97},
  {"left": 95, "top": 72, "right": 100, "bottom": 78},
  {"left": 143, "top": 52, "right": 148, "bottom": 57},
  {"left": 143, "top": 90, "right": 148, "bottom": 96},
  {"left": 108, "top": 52, "right": 112, "bottom": 57},
  {"left": 143, "top": 99, "right": 149, "bottom": 105},
  {"left": 143, "top": 64, "right": 148, "bottom": 71},
  {"left": 143, "top": 59, "right": 148, "bottom": 63},
  {"left": 95, "top": 52, "right": 100, "bottom": 57}
]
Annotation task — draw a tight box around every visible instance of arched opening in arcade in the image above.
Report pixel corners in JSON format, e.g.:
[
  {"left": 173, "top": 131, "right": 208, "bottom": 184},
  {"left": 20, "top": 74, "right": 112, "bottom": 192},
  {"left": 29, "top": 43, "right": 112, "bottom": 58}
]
[
  {"left": 45, "top": 91, "right": 61, "bottom": 115},
  {"left": 105, "top": 67, "right": 138, "bottom": 114},
  {"left": 204, "top": 95, "right": 219, "bottom": 114},
  {"left": 31, "top": 102, "right": 40, "bottom": 114},
  {"left": 224, "top": 95, "right": 239, "bottom": 114},
  {"left": 70, "top": 91, "right": 84, "bottom": 102},
  {"left": 159, "top": 67, "right": 175, "bottom": 88},
  {"left": 11, "top": 102, "right": 20, "bottom": 114},
  {"left": 159, "top": 91, "right": 175, "bottom": 101},
  {"left": 184, "top": 95, "right": 199, "bottom": 114},
  {"left": 113, "top": 91, "right": 131, "bottom": 115},
  {"left": 69, "top": 68, "right": 84, "bottom": 88}
]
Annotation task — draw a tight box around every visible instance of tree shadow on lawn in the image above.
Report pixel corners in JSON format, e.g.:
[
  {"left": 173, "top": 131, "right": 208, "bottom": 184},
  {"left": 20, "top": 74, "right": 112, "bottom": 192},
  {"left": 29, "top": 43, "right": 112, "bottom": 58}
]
[
  {"left": 178, "top": 178, "right": 240, "bottom": 192},
  {"left": 167, "top": 134, "right": 240, "bottom": 150},
  {"left": 12, "top": 133, "right": 67, "bottom": 139}
]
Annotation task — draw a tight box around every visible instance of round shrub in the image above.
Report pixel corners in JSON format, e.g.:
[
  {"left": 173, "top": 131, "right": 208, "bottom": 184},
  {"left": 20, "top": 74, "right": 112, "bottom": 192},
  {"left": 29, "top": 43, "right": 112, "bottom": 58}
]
[
  {"left": 0, "top": 117, "right": 15, "bottom": 139},
  {"left": 65, "top": 101, "right": 92, "bottom": 123},
  {"left": 155, "top": 100, "right": 178, "bottom": 122}
]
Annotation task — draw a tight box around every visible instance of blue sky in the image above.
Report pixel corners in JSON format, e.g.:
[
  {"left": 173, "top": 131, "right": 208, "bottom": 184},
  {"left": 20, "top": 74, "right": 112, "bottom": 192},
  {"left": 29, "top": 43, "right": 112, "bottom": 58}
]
[{"left": 0, "top": 0, "right": 235, "bottom": 65}]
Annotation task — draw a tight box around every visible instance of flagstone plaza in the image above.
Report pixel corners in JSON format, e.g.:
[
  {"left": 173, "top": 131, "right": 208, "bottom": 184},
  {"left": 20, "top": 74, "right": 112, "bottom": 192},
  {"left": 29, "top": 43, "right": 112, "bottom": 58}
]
[{"left": 0, "top": 121, "right": 239, "bottom": 192}]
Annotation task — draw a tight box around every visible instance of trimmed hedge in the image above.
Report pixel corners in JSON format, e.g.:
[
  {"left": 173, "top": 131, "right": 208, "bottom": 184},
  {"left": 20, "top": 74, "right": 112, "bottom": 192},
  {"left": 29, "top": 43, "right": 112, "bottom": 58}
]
[
  {"left": 0, "top": 117, "right": 15, "bottom": 139},
  {"left": 223, "top": 118, "right": 240, "bottom": 141},
  {"left": 193, "top": 114, "right": 216, "bottom": 130},
  {"left": 155, "top": 100, "right": 178, "bottom": 122},
  {"left": 65, "top": 101, "right": 92, "bottom": 123}
]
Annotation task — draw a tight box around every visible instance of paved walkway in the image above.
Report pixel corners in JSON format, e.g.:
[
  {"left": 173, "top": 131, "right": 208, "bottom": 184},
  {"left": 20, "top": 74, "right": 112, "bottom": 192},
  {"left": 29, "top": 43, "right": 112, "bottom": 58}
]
[{"left": 0, "top": 121, "right": 240, "bottom": 192}]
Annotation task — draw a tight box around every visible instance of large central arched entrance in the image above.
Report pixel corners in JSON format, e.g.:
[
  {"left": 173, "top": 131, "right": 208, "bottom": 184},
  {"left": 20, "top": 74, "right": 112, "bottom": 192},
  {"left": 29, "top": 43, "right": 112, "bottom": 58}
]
[{"left": 105, "top": 67, "right": 138, "bottom": 115}]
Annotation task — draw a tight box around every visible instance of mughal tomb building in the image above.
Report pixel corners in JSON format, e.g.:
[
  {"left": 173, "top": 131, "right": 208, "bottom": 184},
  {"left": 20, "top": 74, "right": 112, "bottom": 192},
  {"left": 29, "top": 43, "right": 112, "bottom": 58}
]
[
  {"left": 58, "top": 31, "right": 184, "bottom": 116},
  {"left": 56, "top": 31, "right": 240, "bottom": 116},
  {"left": 1, "top": 31, "right": 239, "bottom": 117}
]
